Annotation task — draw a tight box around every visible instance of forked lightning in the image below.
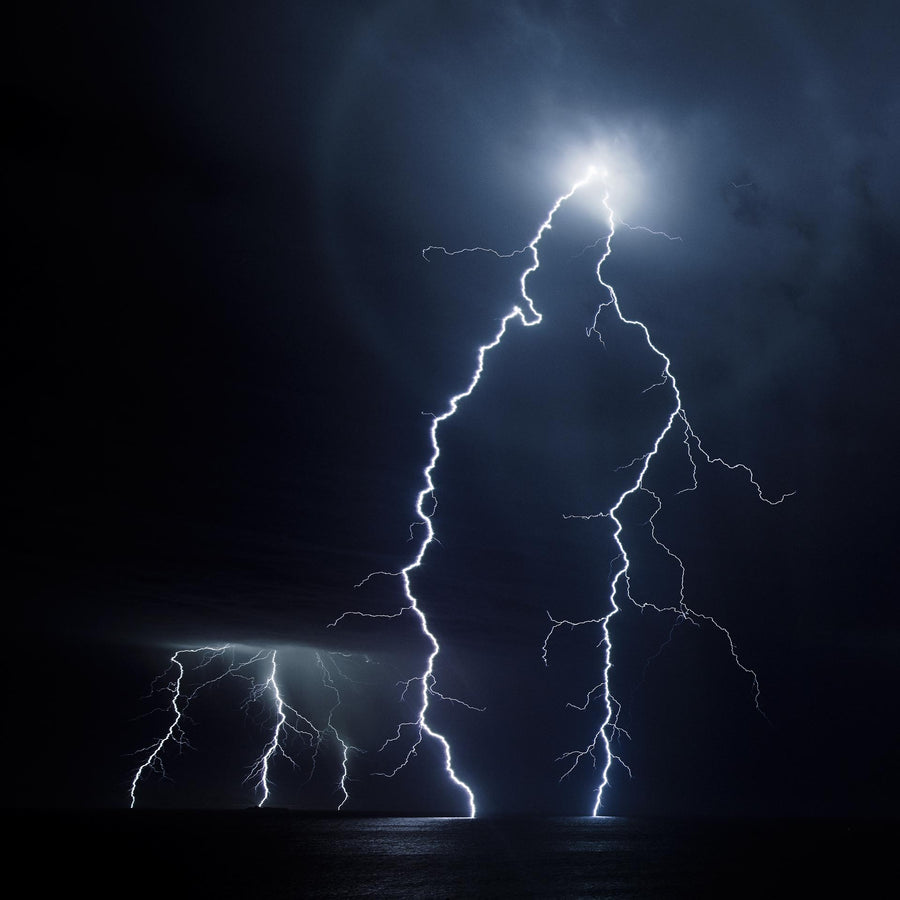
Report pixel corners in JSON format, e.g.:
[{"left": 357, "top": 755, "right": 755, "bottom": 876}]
[{"left": 131, "top": 166, "right": 790, "bottom": 816}]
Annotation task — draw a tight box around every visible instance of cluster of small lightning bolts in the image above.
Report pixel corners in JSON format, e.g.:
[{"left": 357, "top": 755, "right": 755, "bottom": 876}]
[
  {"left": 536, "top": 170, "right": 793, "bottom": 815},
  {"left": 327, "top": 173, "right": 595, "bottom": 817},
  {"left": 130, "top": 645, "right": 354, "bottom": 808}
]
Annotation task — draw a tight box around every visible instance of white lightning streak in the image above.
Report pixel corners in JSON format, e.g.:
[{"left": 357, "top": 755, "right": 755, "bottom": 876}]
[
  {"left": 130, "top": 646, "right": 215, "bottom": 807},
  {"left": 617, "top": 219, "right": 683, "bottom": 241},
  {"left": 329, "top": 170, "right": 598, "bottom": 817},
  {"left": 542, "top": 180, "right": 791, "bottom": 816},
  {"left": 129, "top": 644, "right": 240, "bottom": 807},
  {"left": 315, "top": 652, "right": 359, "bottom": 810},
  {"left": 245, "top": 649, "right": 320, "bottom": 807}
]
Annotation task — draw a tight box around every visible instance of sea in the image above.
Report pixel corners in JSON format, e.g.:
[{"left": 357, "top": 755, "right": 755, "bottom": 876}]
[{"left": 17, "top": 811, "right": 893, "bottom": 898}]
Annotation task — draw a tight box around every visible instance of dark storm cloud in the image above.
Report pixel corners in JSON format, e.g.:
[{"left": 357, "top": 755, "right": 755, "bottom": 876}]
[{"left": 316, "top": 0, "right": 898, "bottom": 396}]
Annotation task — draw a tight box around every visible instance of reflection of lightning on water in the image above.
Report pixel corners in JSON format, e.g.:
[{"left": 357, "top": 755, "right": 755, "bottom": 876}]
[{"left": 129, "top": 645, "right": 356, "bottom": 808}]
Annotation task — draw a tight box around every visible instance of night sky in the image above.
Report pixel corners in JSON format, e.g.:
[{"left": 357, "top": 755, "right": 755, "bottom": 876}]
[{"left": 8, "top": 1, "right": 899, "bottom": 818}]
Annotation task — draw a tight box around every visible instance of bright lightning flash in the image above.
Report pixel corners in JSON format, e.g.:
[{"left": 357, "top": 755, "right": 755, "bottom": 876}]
[{"left": 329, "top": 170, "right": 596, "bottom": 817}]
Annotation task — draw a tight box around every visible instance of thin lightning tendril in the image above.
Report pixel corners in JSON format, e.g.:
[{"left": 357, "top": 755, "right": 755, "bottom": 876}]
[
  {"left": 129, "top": 644, "right": 229, "bottom": 808},
  {"left": 617, "top": 219, "right": 683, "bottom": 241},
  {"left": 314, "top": 652, "right": 360, "bottom": 810}
]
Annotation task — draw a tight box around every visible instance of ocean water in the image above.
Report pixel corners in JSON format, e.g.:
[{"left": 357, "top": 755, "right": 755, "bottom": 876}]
[{"left": 19, "top": 811, "right": 892, "bottom": 898}]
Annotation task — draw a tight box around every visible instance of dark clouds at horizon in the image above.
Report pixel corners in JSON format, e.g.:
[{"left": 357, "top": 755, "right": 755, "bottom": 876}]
[{"left": 8, "top": 1, "right": 899, "bottom": 816}]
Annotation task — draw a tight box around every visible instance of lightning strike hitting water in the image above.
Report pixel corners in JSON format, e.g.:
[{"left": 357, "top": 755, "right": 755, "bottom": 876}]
[
  {"left": 129, "top": 644, "right": 230, "bottom": 808},
  {"left": 329, "top": 172, "right": 596, "bottom": 817},
  {"left": 539, "top": 174, "right": 793, "bottom": 815},
  {"left": 130, "top": 645, "right": 355, "bottom": 809}
]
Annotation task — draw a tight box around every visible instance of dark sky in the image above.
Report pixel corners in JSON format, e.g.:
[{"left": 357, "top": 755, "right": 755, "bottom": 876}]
[{"left": 8, "top": 1, "right": 899, "bottom": 817}]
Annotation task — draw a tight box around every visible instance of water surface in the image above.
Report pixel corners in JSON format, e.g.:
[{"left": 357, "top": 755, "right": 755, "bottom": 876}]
[{"left": 16, "top": 811, "right": 892, "bottom": 898}]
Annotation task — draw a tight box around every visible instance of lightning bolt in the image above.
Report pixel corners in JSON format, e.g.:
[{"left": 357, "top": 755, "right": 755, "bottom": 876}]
[
  {"left": 130, "top": 644, "right": 241, "bottom": 807},
  {"left": 538, "top": 176, "right": 792, "bottom": 815},
  {"left": 244, "top": 648, "right": 359, "bottom": 809},
  {"left": 349, "top": 165, "right": 789, "bottom": 818},
  {"left": 130, "top": 645, "right": 356, "bottom": 809},
  {"left": 329, "top": 171, "right": 597, "bottom": 817},
  {"left": 313, "top": 651, "right": 359, "bottom": 810}
]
